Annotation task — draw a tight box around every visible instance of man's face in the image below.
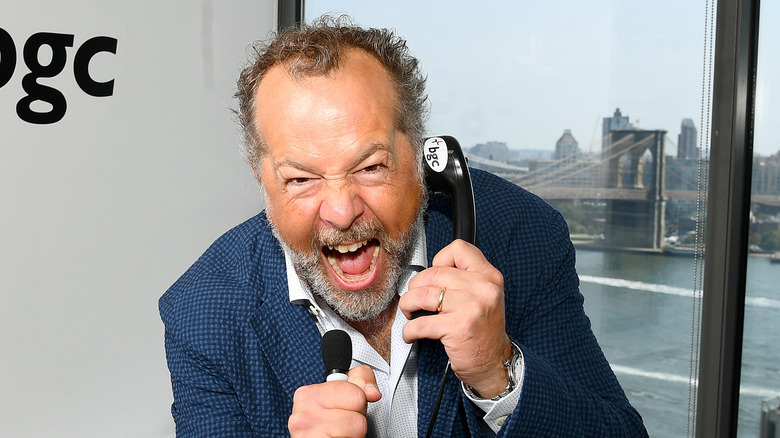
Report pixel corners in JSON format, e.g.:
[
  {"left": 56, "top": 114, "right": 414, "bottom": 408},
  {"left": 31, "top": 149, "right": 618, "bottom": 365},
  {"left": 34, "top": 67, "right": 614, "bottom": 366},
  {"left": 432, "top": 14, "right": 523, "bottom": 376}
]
[{"left": 254, "top": 49, "right": 425, "bottom": 321}]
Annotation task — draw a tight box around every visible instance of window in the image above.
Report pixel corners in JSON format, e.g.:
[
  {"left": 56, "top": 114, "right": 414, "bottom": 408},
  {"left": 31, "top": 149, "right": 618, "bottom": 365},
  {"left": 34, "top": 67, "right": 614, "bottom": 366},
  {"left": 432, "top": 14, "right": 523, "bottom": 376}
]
[{"left": 301, "top": 1, "right": 777, "bottom": 435}]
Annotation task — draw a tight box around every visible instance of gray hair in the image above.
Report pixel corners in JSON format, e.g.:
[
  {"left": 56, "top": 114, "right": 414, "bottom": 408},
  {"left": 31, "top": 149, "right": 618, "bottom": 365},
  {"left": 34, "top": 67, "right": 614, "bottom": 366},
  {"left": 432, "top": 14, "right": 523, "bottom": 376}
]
[{"left": 234, "top": 15, "right": 429, "bottom": 174}]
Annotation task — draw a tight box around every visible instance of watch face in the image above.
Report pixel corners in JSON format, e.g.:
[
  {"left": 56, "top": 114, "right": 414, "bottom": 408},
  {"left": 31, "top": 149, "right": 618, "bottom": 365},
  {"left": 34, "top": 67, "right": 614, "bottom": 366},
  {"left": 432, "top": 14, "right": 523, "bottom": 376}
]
[{"left": 507, "top": 342, "right": 523, "bottom": 385}]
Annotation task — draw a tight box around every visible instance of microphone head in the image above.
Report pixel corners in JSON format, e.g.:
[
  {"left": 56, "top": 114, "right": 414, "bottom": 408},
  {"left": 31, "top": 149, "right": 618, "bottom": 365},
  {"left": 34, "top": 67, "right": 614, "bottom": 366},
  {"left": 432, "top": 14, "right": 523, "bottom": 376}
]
[{"left": 321, "top": 329, "right": 352, "bottom": 375}]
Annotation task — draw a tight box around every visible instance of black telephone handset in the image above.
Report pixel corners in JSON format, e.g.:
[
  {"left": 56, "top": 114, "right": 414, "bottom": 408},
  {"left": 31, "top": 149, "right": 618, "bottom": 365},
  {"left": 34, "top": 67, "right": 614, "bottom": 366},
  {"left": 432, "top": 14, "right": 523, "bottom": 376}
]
[
  {"left": 411, "top": 135, "right": 476, "bottom": 320},
  {"left": 422, "top": 135, "right": 476, "bottom": 244},
  {"left": 414, "top": 136, "right": 477, "bottom": 437}
]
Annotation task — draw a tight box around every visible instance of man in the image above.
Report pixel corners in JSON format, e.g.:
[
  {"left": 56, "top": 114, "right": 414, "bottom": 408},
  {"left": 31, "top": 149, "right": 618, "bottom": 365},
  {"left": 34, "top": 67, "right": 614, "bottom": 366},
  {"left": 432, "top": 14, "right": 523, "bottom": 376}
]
[{"left": 160, "top": 16, "right": 647, "bottom": 437}]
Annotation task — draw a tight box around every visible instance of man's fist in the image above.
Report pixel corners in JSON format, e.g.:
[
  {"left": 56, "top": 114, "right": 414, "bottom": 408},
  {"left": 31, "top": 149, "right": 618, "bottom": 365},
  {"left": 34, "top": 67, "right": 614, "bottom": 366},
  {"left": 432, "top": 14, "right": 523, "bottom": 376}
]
[{"left": 288, "top": 365, "right": 381, "bottom": 437}]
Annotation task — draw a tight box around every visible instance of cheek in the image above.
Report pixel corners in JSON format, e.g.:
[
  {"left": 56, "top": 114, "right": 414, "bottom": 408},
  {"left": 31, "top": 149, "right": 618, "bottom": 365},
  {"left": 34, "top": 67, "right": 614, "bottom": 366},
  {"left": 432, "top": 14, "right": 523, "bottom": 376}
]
[
  {"left": 264, "top": 189, "right": 318, "bottom": 252},
  {"left": 369, "top": 179, "right": 423, "bottom": 235}
]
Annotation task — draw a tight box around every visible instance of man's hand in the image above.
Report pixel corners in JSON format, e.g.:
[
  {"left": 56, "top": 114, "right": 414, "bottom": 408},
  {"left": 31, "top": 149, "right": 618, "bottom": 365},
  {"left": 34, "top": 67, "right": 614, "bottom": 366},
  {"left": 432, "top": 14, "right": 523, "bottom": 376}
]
[
  {"left": 400, "top": 239, "right": 513, "bottom": 398},
  {"left": 288, "top": 365, "right": 381, "bottom": 437}
]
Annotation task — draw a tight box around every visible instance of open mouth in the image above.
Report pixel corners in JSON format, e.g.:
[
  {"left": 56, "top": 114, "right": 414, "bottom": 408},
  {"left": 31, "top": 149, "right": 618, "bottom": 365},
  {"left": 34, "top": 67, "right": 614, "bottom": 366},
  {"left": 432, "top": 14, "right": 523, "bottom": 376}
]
[{"left": 322, "top": 238, "right": 381, "bottom": 289}]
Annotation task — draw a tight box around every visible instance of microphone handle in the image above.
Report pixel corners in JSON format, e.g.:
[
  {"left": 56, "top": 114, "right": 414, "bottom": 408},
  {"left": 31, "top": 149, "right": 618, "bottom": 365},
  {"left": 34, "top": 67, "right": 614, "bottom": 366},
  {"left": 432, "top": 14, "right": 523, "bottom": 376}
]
[{"left": 326, "top": 372, "right": 348, "bottom": 382}]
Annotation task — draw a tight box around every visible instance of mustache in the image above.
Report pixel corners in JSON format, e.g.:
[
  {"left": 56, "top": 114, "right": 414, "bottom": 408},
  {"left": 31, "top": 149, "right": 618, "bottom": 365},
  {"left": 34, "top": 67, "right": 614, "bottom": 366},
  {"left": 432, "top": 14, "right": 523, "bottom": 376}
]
[{"left": 312, "top": 220, "right": 387, "bottom": 248}]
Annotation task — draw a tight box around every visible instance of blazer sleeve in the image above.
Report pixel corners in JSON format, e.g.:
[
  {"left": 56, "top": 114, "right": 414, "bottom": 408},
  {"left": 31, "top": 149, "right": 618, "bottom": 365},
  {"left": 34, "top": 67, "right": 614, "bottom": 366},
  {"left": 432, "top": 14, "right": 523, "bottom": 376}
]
[
  {"left": 495, "top": 205, "right": 647, "bottom": 437},
  {"left": 160, "top": 293, "right": 256, "bottom": 438}
]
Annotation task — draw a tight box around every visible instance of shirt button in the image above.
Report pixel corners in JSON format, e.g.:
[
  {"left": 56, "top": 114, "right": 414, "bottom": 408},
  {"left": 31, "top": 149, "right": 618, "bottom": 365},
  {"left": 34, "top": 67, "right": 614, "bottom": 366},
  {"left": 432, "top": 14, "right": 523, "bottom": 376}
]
[{"left": 496, "top": 416, "right": 507, "bottom": 427}]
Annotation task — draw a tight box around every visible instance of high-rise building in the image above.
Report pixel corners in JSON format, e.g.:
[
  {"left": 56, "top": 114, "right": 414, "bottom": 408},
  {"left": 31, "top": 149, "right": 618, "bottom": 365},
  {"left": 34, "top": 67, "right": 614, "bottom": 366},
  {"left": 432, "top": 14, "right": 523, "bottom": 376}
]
[
  {"left": 602, "top": 108, "right": 633, "bottom": 150},
  {"left": 523, "top": 130, "right": 600, "bottom": 188},
  {"left": 555, "top": 129, "right": 580, "bottom": 161},
  {"left": 677, "top": 118, "right": 699, "bottom": 160}
]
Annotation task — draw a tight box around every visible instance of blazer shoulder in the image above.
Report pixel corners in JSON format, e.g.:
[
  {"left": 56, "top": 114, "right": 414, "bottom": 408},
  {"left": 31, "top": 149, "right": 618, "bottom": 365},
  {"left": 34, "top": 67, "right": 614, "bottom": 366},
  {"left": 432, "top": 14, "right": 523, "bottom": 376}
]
[
  {"left": 159, "top": 213, "right": 285, "bottom": 334},
  {"left": 425, "top": 168, "right": 570, "bottom": 261},
  {"left": 471, "top": 168, "right": 563, "bottom": 226}
]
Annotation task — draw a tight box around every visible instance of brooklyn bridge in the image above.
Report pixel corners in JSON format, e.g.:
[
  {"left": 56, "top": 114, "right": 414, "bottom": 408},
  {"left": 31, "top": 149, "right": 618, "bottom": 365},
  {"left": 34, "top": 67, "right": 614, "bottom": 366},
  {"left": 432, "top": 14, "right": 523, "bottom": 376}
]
[{"left": 468, "top": 129, "right": 780, "bottom": 252}]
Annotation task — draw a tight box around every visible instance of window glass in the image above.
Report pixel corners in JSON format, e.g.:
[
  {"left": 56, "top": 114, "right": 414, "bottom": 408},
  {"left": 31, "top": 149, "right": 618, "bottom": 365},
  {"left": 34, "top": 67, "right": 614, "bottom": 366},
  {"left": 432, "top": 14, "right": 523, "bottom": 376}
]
[
  {"left": 305, "top": 2, "right": 709, "bottom": 436},
  {"left": 742, "top": 2, "right": 780, "bottom": 436}
]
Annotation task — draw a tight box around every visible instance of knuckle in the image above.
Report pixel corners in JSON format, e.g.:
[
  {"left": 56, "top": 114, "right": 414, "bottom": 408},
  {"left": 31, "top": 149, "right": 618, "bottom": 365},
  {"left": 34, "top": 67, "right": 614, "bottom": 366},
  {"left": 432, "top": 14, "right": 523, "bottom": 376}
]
[
  {"left": 493, "top": 271, "right": 505, "bottom": 289},
  {"left": 287, "top": 411, "right": 308, "bottom": 432},
  {"left": 481, "top": 281, "right": 503, "bottom": 303},
  {"left": 428, "top": 266, "right": 447, "bottom": 284},
  {"left": 292, "top": 386, "right": 310, "bottom": 406}
]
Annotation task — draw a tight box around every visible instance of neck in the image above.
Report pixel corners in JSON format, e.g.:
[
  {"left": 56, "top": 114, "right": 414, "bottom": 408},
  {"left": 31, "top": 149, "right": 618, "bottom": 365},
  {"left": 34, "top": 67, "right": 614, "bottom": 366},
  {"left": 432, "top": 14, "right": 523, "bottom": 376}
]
[{"left": 347, "top": 297, "right": 397, "bottom": 363}]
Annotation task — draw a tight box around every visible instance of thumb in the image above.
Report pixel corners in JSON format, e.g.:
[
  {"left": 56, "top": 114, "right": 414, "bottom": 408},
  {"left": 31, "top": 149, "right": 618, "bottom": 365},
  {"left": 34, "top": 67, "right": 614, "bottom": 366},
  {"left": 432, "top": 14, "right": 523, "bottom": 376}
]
[{"left": 347, "top": 365, "right": 382, "bottom": 403}]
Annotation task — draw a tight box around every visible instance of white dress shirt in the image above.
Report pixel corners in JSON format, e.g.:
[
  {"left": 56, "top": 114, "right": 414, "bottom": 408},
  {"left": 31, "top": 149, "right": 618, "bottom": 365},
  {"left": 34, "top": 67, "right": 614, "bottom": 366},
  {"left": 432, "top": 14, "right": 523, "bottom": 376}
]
[{"left": 285, "top": 225, "right": 523, "bottom": 436}]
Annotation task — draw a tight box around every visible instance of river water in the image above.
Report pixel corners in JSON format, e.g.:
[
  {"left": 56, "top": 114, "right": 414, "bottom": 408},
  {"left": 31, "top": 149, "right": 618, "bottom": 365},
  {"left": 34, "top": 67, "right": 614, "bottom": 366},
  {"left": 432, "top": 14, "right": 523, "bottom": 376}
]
[{"left": 575, "top": 249, "right": 780, "bottom": 437}]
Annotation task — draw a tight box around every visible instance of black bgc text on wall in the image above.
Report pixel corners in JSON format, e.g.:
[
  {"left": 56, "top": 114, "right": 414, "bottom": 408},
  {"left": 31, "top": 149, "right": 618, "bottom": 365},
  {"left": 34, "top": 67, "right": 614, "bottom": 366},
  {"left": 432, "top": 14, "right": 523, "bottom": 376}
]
[{"left": 0, "top": 28, "right": 117, "bottom": 124}]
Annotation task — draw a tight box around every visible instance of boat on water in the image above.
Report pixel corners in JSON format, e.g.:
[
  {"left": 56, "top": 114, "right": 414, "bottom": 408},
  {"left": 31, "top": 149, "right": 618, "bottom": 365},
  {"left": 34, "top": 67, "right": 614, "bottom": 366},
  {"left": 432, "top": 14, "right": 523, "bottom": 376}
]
[{"left": 663, "top": 244, "right": 701, "bottom": 257}]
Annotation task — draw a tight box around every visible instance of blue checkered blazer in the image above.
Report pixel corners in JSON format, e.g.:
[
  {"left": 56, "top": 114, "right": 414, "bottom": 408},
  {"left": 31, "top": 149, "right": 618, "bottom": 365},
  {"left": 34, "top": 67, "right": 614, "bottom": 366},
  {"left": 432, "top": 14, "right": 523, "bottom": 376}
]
[{"left": 160, "top": 169, "right": 647, "bottom": 437}]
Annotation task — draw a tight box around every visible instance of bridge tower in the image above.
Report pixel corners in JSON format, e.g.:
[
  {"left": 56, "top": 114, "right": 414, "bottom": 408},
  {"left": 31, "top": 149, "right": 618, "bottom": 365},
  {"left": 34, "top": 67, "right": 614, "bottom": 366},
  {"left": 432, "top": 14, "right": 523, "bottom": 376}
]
[{"left": 602, "top": 129, "right": 667, "bottom": 251}]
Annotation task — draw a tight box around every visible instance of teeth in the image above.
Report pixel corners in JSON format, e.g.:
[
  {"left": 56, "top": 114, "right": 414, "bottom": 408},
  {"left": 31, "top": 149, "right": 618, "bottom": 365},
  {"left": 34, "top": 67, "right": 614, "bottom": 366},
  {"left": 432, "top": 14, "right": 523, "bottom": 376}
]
[
  {"left": 326, "top": 245, "right": 380, "bottom": 282},
  {"left": 328, "top": 240, "right": 368, "bottom": 254}
]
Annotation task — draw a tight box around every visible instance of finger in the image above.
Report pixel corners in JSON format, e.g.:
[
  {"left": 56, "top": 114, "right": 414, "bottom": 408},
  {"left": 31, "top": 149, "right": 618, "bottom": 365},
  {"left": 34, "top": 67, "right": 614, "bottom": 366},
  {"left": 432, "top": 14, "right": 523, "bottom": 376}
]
[
  {"left": 288, "top": 407, "right": 368, "bottom": 438},
  {"left": 407, "top": 265, "right": 488, "bottom": 298},
  {"left": 292, "top": 381, "right": 368, "bottom": 413},
  {"left": 409, "top": 262, "right": 503, "bottom": 299},
  {"left": 431, "top": 239, "right": 479, "bottom": 268},
  {"left": 401, "top": 289, "right": 474, "bottom": 343},
  {"left": 402, "top": 308, "right": 448, "bottom": 344},
  {"left": 399, "top": 285, "right": 447, "bottom": 320},
  {"left": 432, "top": 239, "right": 497, "bottom": 276},
  {"left": 407, "top": 265, "right": 458, "bottom": 293},
  {"left": 347, "top": 365, "right": 382, "bottom": 403}
]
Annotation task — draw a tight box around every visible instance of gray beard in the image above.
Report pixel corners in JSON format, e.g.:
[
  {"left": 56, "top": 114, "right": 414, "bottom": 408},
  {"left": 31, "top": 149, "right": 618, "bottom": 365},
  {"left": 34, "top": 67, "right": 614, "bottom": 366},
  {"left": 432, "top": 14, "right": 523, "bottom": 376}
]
[{"left": 270, "top": 211, "right": 425, "bottom": 322}]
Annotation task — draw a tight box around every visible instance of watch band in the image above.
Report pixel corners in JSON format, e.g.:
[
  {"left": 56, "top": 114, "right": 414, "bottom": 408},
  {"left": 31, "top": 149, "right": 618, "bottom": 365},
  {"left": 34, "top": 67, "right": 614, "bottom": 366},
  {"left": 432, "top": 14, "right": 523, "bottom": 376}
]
[{"left": 462, "top": 341, "right": 523, "bottom": 401}]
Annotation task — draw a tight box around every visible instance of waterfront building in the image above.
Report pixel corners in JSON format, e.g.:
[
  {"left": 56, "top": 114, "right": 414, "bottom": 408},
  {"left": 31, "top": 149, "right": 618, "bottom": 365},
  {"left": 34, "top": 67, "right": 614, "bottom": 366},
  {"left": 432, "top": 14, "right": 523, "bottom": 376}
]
[
  {"left": 469, "top": 141, "right": 515, "bottom": 162},
  {"left": 524, "top": 130, "right": 600, "bottom": 188},
  {"left": 752, "top": 153, "right": 780, "bottom": 195}
]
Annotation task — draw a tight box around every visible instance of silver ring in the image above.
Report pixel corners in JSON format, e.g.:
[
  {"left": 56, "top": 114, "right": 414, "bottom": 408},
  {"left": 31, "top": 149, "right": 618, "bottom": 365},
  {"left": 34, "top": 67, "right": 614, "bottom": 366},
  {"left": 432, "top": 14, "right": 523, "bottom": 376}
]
[{"left": 436, "top": 287, "right": 447, "bottom": 312}]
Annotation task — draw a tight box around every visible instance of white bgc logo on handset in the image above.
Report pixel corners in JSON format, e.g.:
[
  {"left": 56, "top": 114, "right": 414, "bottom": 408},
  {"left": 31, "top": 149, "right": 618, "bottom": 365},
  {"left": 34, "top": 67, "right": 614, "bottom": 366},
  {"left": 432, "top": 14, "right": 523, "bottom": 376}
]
[{"left": 424, "top": 137, "right": 447, "bottom": 173}]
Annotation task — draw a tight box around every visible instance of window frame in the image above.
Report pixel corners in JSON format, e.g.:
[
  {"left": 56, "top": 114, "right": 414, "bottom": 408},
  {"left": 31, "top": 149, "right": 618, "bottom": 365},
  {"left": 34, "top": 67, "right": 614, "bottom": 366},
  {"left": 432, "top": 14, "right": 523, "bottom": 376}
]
[
  {"left": 278, "top": 0, "right": 303, "bottom": 31},
  {"left": 697, "top": 0, "right": 760, "bottom": 436}
]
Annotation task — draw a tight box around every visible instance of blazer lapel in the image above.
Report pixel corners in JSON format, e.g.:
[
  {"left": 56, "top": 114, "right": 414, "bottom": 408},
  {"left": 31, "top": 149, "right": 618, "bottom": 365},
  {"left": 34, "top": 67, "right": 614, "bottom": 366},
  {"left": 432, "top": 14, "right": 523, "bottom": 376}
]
[{"left": 248, "top": 277, "right": 324, "bottom": 401}]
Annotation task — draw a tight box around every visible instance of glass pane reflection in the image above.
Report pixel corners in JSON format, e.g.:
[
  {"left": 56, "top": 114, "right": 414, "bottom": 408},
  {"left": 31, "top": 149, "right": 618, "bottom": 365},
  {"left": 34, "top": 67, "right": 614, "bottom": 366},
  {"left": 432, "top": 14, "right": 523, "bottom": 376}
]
[{"left": 304, "top": 2, "right": 708, "bottom": 436}]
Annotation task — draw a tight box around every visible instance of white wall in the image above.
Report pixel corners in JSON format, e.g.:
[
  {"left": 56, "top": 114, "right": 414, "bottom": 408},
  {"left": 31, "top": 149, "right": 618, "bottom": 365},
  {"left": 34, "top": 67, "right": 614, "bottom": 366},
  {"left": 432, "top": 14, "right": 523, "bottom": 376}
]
[{"left": 0, "top": 1, "right": 274, "bottom": 436}]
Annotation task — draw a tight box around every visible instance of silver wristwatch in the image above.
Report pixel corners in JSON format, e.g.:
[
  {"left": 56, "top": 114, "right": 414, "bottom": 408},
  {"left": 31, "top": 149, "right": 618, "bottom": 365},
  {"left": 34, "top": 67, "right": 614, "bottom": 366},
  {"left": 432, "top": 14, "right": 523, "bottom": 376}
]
[{"left": 462, "top": 341, "right": 523, "bottom": 401}]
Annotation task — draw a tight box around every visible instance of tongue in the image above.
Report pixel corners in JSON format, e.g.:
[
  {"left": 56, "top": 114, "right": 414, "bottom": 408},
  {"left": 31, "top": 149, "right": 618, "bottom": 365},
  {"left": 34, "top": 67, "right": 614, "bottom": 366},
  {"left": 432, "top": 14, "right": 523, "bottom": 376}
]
[{"left": 336, "top": 244, "right": 374, "bottom": 275}]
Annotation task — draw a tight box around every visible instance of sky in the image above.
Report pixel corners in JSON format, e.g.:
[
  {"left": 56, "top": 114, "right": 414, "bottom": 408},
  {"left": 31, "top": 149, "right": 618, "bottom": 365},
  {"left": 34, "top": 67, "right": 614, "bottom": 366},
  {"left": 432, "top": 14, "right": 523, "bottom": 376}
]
[{"left": 305, "top": 0, "right": 779, "bottom": 157}]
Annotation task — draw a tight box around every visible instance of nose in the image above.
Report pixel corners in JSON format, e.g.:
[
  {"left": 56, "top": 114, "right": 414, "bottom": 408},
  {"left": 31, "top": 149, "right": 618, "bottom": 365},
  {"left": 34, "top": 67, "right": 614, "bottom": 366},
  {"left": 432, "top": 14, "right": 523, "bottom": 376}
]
[{"left": 318, "top": 180, "right": 365, "bottom": 230}]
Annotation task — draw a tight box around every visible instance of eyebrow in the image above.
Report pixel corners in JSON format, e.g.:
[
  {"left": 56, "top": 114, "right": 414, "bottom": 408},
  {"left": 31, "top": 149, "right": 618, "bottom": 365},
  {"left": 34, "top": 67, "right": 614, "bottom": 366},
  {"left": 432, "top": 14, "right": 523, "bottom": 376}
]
[{"left": 273, "top": 142, "right": 394, "bottom": 173}]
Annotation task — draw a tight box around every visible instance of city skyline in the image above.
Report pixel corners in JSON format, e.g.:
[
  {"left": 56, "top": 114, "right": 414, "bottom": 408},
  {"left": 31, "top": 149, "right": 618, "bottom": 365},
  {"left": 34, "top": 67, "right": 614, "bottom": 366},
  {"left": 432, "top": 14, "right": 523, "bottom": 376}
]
[{"left": 306, "top": 1, "right": 779, "bottom": 156}]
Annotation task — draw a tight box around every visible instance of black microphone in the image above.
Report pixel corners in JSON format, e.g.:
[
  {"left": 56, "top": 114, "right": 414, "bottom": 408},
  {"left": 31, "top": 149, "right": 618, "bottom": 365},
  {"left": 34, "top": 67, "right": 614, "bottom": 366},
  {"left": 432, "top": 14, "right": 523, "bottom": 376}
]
[{"left": 321, "top": 329, "right": 352, "bottom": 382}]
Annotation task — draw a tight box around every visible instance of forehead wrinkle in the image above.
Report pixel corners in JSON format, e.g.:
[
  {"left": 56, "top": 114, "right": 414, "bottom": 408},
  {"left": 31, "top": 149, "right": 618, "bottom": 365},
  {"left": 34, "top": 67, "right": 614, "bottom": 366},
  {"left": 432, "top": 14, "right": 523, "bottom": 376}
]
[{"left": 273, "top": 141, "right": 395, "bottom": 174}]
